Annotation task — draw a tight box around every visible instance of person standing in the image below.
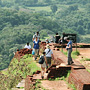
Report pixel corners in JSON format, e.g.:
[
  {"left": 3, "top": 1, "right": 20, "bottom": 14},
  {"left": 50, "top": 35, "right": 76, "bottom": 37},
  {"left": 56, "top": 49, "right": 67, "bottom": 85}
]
[
  {"left": 45, "top": 39, "right": 49, "bottom": 44},
  {"left": 24, "top": 42, "right": 31, "bottom": 49},
  {"left": 33, "top": 37, "right": 40, "bottom": 60},
  {"left": 65, "top": 37, "right": 74, "bottom": 65},
  {"left": 33, "top": 31, "right": 40, "bottom": 55},
  {"left": 55, "top": 33, "right": 61, "bottom": 43},
  {"left": 44, "top": 44, "right": 54, "bottom": 68},
  {"left": 39, "top": 52, "right": 47, "bottom": 79},
  {"left": 33, "top": 31, "right": 40, "bottom": 41}
]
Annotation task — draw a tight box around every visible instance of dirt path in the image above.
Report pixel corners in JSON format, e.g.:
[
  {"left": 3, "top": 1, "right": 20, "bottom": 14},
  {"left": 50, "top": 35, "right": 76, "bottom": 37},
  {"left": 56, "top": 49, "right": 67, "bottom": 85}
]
[
  {"left": 73, "top": 48, "right": 90, "bottom": 70},
  {"left": 41, "top": 80, "right": 72, "bottom": 90}
]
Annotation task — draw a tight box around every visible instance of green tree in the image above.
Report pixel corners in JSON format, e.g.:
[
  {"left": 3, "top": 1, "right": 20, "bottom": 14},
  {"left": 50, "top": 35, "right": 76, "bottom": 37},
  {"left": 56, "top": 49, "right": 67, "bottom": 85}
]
[
  {"left": 68, "top": 5, "right": 78, "bottom": 11},
  {"left": 45, "top": 0, "right": 51, "bottom": 3},
  {"left": 51, "top": 5, "right": 57, "bottom": 13},
  {"left": 0, "top": 0, "right": 2, "bottom": 5},
  {"left": 77, "top": 25, "right": 84, "bottom": 35}
]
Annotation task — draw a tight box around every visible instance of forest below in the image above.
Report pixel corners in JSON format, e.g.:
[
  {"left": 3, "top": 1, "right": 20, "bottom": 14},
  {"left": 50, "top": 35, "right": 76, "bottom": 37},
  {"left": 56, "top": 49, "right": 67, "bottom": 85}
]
[{"left": 0, "top": 0, "right": 90, "bottom": 70}]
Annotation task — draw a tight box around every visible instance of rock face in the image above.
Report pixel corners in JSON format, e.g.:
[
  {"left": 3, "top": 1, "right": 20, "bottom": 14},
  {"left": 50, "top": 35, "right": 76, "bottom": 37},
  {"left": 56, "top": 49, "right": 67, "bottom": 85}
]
[{"left": 14, "top": 48, "right": 32, "bottom": 61}]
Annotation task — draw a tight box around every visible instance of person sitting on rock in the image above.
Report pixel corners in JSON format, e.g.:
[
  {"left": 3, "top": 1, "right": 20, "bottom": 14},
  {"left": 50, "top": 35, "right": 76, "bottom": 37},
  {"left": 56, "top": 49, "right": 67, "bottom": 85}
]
[{"left": 24, "top": 42, "right": 31, "bottom": 49}]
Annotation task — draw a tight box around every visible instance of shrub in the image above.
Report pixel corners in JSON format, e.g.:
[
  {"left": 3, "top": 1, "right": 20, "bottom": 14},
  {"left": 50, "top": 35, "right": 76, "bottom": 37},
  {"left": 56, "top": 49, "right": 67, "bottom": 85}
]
[{"left": 72, "top": 51, "right": 80, "bottom": 56}]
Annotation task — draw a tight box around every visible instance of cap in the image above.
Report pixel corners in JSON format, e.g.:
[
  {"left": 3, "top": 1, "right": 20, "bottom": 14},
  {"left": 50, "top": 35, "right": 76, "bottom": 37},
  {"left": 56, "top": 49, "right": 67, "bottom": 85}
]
[
  {"left": 46, "top": 44, "right": 50, "bottom": 49},
  {"left": 64, "top": 37, "right": 68, "bottom": 40}
]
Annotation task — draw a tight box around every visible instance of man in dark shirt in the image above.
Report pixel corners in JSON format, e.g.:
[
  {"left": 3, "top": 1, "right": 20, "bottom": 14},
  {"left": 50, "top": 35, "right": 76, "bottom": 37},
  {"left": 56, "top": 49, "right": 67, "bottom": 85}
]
[{"left": 55, "top": 33, "right": 60, "bottom": 43}]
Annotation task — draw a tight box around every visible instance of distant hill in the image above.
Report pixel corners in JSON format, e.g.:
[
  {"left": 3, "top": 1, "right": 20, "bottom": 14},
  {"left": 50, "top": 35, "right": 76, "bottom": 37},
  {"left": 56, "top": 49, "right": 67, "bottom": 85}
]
[{"left": 0, "top": 0, "right": 90, "bottom": 70}]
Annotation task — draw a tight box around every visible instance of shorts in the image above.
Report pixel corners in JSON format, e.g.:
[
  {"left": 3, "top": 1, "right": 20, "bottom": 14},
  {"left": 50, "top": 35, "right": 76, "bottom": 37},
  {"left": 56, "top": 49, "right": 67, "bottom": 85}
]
[
  {"left": 46, "top": 57, "right": 51, "bottom": 64},
  {"left": 33, "top": 49, "right": 39, "bottom": 56},
  {"left": 41, "top": 61, "right": 46, "bottom": 68}
]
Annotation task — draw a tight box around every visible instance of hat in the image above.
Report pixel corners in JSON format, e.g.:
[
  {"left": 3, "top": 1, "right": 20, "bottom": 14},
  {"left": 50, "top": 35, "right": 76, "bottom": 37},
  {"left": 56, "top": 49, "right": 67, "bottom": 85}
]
[
  {"left": 46, "top": 44, "right": 50, "bottom": 49},
  {"left": 64, "top": 37, "right": 68, "bottom": 40},
  {"left": 46, "top": 39, "right": 48, "bottom": 41}
]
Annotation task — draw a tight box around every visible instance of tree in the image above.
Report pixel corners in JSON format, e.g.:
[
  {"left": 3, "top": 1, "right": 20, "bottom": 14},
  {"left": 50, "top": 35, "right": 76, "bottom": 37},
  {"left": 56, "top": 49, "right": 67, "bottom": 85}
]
[
  {"left": 77, "top": 25, "right": 84, "bottom": 35},
  {"left": 33, "top": 0, "right": 38, "bottom": 3},
  {"left": 68, "top": 5, "right": 78, "bottom": 11},
  {"left": 51, "top": 5, "right": 57, "bottom": 13},
  {"left": 0, "top": 0, "right": 2, "bottom": 5},
  {"left": 45, "top": 0, "right": 51, "bottom": 3}
]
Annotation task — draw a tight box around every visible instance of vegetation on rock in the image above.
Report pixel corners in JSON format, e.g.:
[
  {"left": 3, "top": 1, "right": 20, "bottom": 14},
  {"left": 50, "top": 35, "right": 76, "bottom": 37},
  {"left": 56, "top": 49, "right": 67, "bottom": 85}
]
[{"left": 0, "top": 54, "right": 41, "bottom": 89}]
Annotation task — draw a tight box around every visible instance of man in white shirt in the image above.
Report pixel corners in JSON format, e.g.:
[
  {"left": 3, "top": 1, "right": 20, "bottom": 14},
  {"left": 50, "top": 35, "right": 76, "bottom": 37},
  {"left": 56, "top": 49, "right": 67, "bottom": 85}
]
[
  {"left": 44, "top": 44, "right": 54, "bottom": 68},
  {"left": 24, "top": 42, "right": 31, "bottom": 49},
  {"left": 46, "top": 39, "right": 49, "bottom": 44},
  {"left": 33, "top": 31, "right": 40, "bottom": 41}
]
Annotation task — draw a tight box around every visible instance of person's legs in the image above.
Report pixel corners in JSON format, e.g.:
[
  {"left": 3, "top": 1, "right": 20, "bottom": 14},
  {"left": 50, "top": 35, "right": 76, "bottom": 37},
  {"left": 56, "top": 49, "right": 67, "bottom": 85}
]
[
  {"left": 48, "top": 63, "right": 51, "bottom": 68},
  {"left": 37, "top": 49, "right": 39, "bottom": 56},
  {"left": 46, "top": 57, "right": 51, "bottom": 68},
  {"left": 35, "top": 49, "right": 39, "bottom": 58},
  {"left": 41, "top": 66, "right": 45, "bottom": 79},
  {"left": 68, "top": 49, "right": 72, "bottom": 65},
  {"left": 33, "top": 49, "right": 37, "bottom": 60},
  {"left": 33, "top": 49, "right": 35, "bottom": 60}
]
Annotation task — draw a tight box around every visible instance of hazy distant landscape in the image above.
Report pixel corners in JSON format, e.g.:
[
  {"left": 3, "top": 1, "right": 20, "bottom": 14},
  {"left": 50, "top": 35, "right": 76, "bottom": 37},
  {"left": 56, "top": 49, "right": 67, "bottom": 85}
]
[{"left": 0, "top": 0, "right": 90, "bottom": 70}]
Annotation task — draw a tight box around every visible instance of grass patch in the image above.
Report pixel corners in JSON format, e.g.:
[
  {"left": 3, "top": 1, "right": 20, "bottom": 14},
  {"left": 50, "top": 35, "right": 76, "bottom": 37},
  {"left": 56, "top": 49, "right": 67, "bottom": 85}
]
[
  {"left": 28, "top": 6, "right": 51, "bottom": 12},
  {"left": 61, "top": 49, "right": 67, "bottom": 56},
  {"left": 81, "top": 34, "right": 90, "bottom": 38},
  {"left": 72, "top": 51, "right": 80, "bottom": 56},
  {"left": 34, "top": 79, "right": 47, "bottom": 90},
  {"left": 85, "top": 58, "right": 90, "bottom": 61},
  {"left": 71, "top": 50, "right": 80, "bottom": 59},
  {"left": 69, "top": 84, "right": 76, "bottom": 90},
  {"left": 61, "top": 49, "right": 79, "bottom": 59},
  {"left": 79, "top": 45, "right": 84, "bottom": 48},
  {"left": 87, "top": 69, "right": 90, "bottom": 73},
  {"left": 40, "top": 36, "right": 50, "bottom": 41},
  {"left": 80, "top": 58, "right": 90, "bottom": 61},
  {"left": 66, "top": 71, "right": 76, "bottom": 90}
]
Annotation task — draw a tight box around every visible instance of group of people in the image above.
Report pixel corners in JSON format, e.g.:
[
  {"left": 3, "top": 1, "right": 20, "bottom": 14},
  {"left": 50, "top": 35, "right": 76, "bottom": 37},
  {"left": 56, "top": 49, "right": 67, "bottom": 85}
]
[
  {"left": 24, "top": 31, "right": 54, "bottom": 79},
  {"left": 24, "top": 31, "right": 74, "bottom": 79},
  {"left": 40, "top": 44, "right": 54, "bottom": 79},
  {"left": 45, "top": 33, "right": 62, "bottom": 44},
  {"left": 55, "top": 33, "right": 74, "bottom": 65},
  {"left": 24, "top": 31, "right": 40, "bottom": 60}
]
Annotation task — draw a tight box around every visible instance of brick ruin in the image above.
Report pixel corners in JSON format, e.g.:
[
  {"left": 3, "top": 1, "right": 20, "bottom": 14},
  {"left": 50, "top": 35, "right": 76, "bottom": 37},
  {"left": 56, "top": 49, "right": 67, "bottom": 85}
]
[
  {"left": 13, "top": 42, "right": 90, "bottom": 90},
  {"left": 14, "top": 48, "right": 32, "bottom": 61},
  {"left": 40, "top": 42, "right": 90, "bottom": 90}
]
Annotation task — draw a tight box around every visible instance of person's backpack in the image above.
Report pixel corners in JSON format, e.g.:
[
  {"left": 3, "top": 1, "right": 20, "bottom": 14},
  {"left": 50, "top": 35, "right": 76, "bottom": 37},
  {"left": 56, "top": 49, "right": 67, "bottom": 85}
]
[
  {"left": 32, "top": 50, "right": 35, "bottom": 55},
  {"left": 38, "top": 56, "right": 44, "bottom": 64}
]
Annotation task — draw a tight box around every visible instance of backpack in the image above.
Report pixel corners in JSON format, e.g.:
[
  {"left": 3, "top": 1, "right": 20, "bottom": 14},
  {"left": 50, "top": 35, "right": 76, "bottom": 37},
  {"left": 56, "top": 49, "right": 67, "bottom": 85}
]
[
  {"left": 38, "top": 56, "right": 44, "bottom": 64},
  {"left": 32, "top": 50, "right": 35, "bottom": 55}
]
